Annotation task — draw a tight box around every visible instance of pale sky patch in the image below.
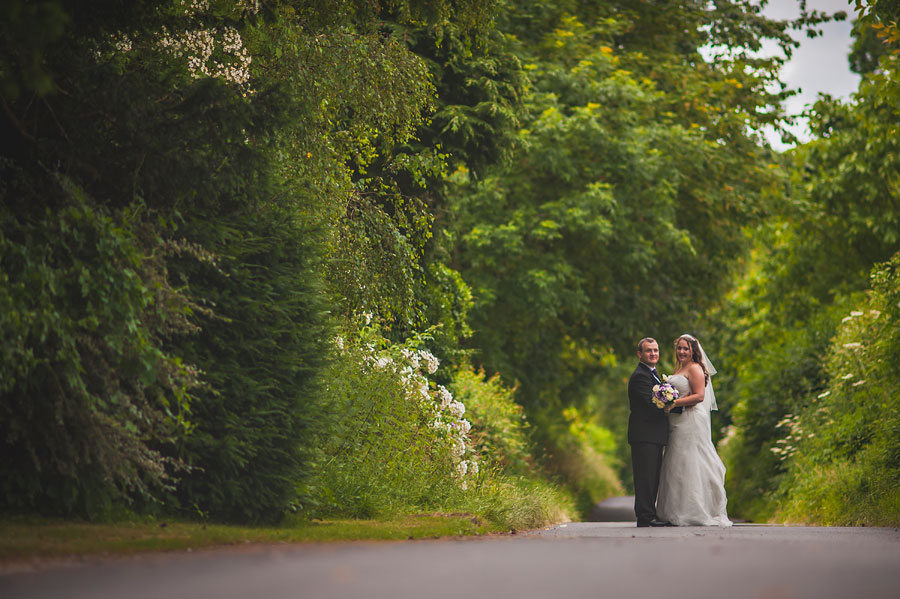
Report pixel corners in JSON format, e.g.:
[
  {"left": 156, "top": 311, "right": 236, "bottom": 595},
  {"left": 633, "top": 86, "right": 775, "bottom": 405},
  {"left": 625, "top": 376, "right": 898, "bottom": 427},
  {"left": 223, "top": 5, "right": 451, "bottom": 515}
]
[{"left": 757, "top": 0, "right": 861, "bottom": 151}]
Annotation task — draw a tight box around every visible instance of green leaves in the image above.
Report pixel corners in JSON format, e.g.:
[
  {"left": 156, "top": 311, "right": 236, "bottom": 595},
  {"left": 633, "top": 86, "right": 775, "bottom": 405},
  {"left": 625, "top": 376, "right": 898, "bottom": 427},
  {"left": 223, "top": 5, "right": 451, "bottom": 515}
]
[
  {"left": 0, "top": 174, "right": 193, "bottom": 516},
  {"left": 169, "top": 208, "right": 331, "bottom": 524},
  {"left": 712, "top": 2, "right": 900, "bottom": 523},
  {"left": 774, "top": 253, "right": 900, "bottom": 526},
  {"left": 308, "top": 326, "right": 465, "bottom": 518},
  {"left": 447, "top": 3, "right": 783, "bottom": 411},
  {"left": 7, "top": 0, "right": 887, "bottom": 526}
]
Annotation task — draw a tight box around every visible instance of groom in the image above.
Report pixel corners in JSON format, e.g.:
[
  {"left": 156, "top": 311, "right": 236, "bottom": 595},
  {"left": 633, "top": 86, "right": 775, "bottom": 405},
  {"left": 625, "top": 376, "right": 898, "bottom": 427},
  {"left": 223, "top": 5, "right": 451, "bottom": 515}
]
[{"left": 627, "top": 337, "right": 673, "bottom": 527}]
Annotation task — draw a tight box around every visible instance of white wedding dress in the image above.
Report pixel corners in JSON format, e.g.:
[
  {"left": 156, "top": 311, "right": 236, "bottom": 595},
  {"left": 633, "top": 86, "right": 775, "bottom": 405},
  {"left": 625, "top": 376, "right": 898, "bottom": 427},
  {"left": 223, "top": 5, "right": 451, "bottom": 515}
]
[{"left": 656, "top": 373, "right": 732, "bottom": 527}]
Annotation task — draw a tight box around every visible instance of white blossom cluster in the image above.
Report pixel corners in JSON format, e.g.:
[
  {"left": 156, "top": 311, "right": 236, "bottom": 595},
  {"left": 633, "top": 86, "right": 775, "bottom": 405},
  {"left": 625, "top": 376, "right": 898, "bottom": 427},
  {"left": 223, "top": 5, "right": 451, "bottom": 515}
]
[
  {"left": 420, "top": 351, "right": 440, "bottom": 375},
  {"left": 437, "top": 385, "right": 453, "bottom": 409},
  {"left": 113, "top": 33, "right": 133, "bottom": 53},
  {"left": 181, "top": 0, "right": 210, "bottom": 15},
  {"left": 428, "top": 378, "right": 477, "bottom": 488},
  {"left": 236, "top": 0, "right": 261, "bottom": 14},
  {"left": 834, "top": 308, "right": 880, "bottom": 388},
  {"left": 841, "top": 309, "right": 880, "bottom": 324},
  {"left": 770, "top": 413, "right": 810, "bottom": 461},
  {"left": 179, "top": 0, "right": 259, "bottom": 17},
  {"left": 399, "top": 348, "right": 421, "bottom": 371},
  {"left": 154, "top": 1, "right": 255, "bottom": 87},
  {"left": 159, "top": 25, "right": 252, "bottom": 85},
  {"left": 103, "top": 2, "right": 259, "bottom": 87}
]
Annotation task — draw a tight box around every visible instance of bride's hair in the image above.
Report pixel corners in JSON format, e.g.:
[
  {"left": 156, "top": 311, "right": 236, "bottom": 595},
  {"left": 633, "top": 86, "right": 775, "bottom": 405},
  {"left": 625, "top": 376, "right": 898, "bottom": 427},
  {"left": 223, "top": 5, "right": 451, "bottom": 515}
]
[{"left": 675, "top": 335, "right": 709, "bottom": 386}]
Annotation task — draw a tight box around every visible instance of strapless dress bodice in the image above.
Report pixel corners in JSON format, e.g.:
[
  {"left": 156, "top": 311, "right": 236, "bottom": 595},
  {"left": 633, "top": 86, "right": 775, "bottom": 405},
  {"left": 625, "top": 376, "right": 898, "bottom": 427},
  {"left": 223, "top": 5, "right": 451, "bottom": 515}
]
[{"left": 665, "top": 373, "right": 691, "bottom": 397}]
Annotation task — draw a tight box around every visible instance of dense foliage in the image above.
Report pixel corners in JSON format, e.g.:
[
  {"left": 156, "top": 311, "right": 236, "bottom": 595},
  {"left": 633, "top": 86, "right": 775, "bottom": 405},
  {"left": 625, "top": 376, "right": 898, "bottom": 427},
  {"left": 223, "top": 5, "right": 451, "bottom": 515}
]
[
  {"left": 308, "top": 328, "right": 473, "bottom": 518},
  {"left": 774, "top": 253, "right": 900, "bottom": 525},
  {"left": 716, "top": 2, "right": 900, "bottom": 524},
  {"left": 3, "top": 0, "right": 896, "bottom": 528},
  {"left": 0, "top": 182, "right": 193, "bottom": 515},
  {"left": 0, "top": 0, "right": 574, "bottom": 524},
  {"left": 444, "top": 0, "right": 805, "bottom": 501}
]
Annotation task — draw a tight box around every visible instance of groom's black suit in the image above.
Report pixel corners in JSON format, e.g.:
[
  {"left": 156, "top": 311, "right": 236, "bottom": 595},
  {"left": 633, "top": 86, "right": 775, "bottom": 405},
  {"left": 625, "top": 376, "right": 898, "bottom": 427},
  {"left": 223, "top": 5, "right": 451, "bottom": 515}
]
[{"left": 627, "top": 362, "right": 669, "bottom": 525}]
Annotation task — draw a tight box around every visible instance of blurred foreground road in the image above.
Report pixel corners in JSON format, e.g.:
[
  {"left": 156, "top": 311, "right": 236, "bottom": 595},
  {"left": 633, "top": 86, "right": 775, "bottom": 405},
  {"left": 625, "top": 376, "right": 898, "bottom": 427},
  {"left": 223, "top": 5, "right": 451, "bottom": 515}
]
[{"left": 3, "top": 522, "right": 900, "bottom": 598}]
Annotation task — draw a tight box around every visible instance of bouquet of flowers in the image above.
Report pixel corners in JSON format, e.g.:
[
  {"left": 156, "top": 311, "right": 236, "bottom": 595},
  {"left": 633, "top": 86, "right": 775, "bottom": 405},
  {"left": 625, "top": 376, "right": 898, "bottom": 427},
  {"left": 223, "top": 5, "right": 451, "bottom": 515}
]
[{"left": 651, "top": 375, "right": 679, "bottom": 409}]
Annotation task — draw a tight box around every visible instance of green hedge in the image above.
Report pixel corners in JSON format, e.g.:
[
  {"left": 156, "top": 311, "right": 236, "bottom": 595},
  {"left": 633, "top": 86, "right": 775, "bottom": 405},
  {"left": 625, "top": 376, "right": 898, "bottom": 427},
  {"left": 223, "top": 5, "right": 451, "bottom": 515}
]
[
  {"left": 0, "top": 173, "right": 192, "bottom": 517},
  {"left": 773, "top": 253, "right": 900, "bottom": 526}
]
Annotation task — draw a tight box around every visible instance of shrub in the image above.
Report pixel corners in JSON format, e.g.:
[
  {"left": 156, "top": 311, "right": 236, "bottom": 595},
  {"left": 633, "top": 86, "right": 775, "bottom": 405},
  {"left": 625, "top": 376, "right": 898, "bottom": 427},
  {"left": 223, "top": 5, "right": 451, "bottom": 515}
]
[
  {"left": 717, "top": 302, "right": 848, "bottom": 522},
  {"left": 306, "top": 325, "right": 477, "bottom": 518},
  {"left": 450, "top": 366, "right": 533, "bottom": 474},
  {"left": 773, "top": 253, "right": 900, "bottom": 526},
  {"left": 305, "top": 331, "right": 576, "bottom": 529},
  {"left": 0, "top": 174, "right": 193, "bottom": 517}
]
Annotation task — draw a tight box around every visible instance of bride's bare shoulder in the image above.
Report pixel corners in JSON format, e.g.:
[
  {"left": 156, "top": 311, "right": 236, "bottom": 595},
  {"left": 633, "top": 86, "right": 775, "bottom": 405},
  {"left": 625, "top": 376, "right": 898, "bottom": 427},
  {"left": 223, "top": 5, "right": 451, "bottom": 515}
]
[
  {"left": 685, "top": 362, "right": 705, "bottom": 377},
  {"left": 673, "top": 363, "right": 703, "bottom": 375}
]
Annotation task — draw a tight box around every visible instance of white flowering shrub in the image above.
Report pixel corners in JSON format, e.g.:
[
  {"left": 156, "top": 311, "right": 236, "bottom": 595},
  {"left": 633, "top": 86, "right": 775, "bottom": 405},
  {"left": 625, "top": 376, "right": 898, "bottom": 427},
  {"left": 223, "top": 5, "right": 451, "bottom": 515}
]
[
  {"left": 449, "top": 366, "right": 534, "bottom": 475},
  {"left": 306, "top": 323, "right": 478, "bottom": 517},
  {"left": 717, "top": 301, "right": 845, "bottom": 524},
  {"left": 303, "top": 325, "right": 576, "bottom": 527},
  {"left": 768, "top": 412, "right": 803, "bottom": 462},
  {"left": 159, "top": 24, "right": 252, "bottom": 86},
  {"left": 365, "top": 337, "right": 478, "bottom": 487},
  {"left": 100, "top": 1, "right": 256, "bottom": 89},
  {"left": 161, "top": 1, "right": 256, "bottom": 88}
]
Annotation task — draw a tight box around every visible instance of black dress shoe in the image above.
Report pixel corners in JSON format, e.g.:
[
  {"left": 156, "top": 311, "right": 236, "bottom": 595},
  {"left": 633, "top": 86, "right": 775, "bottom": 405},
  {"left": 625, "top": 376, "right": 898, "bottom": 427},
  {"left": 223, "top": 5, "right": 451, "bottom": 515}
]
[{"left": 637, "top": 519, "right": 673, "bottom": 527}]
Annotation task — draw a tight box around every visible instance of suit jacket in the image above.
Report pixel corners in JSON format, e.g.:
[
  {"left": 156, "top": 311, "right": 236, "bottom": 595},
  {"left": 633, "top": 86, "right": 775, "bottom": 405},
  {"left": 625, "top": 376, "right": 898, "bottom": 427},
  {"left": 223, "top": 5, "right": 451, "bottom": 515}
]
[{"left": 627, "top": 362, "right": 669, "bottom": 445}]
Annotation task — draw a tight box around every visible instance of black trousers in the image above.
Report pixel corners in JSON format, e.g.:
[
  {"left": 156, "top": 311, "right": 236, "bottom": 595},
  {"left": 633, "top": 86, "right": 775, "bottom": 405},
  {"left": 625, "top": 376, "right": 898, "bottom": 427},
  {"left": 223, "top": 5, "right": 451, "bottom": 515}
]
[{"left": 631, "top": 441, "right": 664, "bottom": 523}]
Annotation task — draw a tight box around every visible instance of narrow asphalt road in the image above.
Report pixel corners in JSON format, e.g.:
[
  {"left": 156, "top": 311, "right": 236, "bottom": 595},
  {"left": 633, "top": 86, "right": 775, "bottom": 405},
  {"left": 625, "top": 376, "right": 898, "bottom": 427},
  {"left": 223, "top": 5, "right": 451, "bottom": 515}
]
[{"left": 3, "top": 522, "right": 899, "bottom": 598}]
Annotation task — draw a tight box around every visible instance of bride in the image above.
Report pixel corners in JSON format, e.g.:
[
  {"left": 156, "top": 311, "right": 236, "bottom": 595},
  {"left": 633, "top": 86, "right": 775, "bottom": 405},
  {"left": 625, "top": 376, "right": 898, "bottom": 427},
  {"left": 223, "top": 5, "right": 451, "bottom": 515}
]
[{"left": 656, "top": 334, "right": 732, "bottom": 527}]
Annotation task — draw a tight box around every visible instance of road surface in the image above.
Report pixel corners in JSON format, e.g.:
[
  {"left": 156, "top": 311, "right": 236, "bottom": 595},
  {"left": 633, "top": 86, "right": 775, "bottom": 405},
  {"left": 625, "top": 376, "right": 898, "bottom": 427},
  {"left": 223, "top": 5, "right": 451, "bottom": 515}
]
[{"left": 3, "top": 522, "right": 900, "bottom": 598}]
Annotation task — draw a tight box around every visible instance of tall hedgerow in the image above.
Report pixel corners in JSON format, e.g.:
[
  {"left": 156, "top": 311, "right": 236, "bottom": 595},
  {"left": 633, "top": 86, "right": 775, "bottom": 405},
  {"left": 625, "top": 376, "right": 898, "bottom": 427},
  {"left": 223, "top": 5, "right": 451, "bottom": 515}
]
[
  {"left": 772, "top": 253, "right": 900, "bottom": 526},
  {"left": 0, "top": 171, "right": 195, "bottom": 516},
  {"left": 167, "top": 208, "right": 331, "bottom": 523},
  {"left": 0, "top": 0, "right": 334, "bottom": 521}
]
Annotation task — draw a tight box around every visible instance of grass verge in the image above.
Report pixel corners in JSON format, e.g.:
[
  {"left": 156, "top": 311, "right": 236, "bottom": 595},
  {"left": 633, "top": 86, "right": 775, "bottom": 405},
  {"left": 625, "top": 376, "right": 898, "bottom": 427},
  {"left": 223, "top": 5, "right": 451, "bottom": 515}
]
[{"left": 0, "top": 514, "right": 503, "bottom": 564}]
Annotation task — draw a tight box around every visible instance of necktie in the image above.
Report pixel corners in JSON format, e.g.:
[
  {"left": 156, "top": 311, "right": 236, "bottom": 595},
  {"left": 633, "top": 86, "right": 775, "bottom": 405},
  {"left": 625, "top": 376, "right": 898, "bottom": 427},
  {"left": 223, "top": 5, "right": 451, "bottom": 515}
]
[{"left": 650, "top": 367, "right": 659, "bottom": 379}]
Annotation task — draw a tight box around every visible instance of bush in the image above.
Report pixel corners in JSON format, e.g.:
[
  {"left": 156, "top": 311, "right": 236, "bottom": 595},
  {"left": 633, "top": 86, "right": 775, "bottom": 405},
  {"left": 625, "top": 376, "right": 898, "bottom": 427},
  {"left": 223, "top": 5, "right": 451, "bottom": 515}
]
[
  {"left": 773, "top": 253, "right": 900, "bottom": 526},
  {"left": 306, "top": 326, "right": 477, "bottom": 519},
  {"left": 717, "top": 306, "right": 843, "bottom": 522},
  {"left": 450, "top": 366, "right": 533, "bottom": 474},
  {"left": 0, "top": 174, "right": 193, "bottom": 517},
  {"left": 304, "top": 334, "right": 576, "bottom": 529},
  {"left": 449, "top": 366, "right": 578, "bottom": 526}
]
